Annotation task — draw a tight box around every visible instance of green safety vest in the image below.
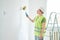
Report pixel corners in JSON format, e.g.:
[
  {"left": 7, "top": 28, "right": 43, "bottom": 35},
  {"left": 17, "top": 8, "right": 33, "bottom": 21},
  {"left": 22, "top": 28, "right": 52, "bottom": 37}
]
[{"left": 34, "top": 15, "right": 46, "bottom": 37}]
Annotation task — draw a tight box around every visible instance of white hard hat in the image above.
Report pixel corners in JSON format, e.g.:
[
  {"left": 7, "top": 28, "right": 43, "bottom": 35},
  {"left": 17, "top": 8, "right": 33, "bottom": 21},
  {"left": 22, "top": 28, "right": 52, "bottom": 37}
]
[{"left": 37, "top": 7, "right": 45, "bottom": 12}]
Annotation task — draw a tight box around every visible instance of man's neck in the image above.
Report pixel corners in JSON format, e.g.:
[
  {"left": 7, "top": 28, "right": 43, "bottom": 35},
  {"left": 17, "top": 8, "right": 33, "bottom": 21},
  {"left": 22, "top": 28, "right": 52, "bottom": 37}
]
[{"left": 38, "top": 14, "right": 43, "bottom": 17}]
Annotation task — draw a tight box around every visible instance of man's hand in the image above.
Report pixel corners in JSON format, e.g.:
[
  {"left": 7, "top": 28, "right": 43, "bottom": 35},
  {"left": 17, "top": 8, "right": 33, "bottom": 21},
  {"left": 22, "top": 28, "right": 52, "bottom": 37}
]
[{"left": 40, "top": 33, "right": 43, "bottom": 38}]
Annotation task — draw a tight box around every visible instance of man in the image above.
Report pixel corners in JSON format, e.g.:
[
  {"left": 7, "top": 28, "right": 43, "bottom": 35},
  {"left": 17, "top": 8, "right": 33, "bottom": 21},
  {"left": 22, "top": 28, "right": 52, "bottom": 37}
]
[{"left": 26, "top": 9, "right": 46, "bottom": 40}]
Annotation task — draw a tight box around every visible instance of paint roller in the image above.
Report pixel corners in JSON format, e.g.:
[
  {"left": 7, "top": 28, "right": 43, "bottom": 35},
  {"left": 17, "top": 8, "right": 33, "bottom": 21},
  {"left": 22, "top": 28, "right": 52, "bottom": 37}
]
[{"left": 21, "top": 6, "right": 29, "bottom": 17}]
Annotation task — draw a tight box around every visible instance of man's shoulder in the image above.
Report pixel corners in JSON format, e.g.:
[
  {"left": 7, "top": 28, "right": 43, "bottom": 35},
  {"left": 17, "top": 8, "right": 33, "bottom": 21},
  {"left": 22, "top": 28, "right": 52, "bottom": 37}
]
[{"left": 42, "top": 16, "right": 46, "bottom": 19}]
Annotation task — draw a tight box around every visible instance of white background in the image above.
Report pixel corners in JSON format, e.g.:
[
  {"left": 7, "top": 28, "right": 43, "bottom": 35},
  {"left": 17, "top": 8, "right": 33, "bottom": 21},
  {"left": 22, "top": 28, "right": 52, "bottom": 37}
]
[{"left": 0, "top": 0, "right": 60, "bottom": 40}]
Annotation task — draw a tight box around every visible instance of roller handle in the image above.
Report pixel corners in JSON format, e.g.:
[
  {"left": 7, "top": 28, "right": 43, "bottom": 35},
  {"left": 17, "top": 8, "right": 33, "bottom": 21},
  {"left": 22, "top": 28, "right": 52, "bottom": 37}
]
[{"left": 25, "top": 12, "right": 29, "bottom": 17}]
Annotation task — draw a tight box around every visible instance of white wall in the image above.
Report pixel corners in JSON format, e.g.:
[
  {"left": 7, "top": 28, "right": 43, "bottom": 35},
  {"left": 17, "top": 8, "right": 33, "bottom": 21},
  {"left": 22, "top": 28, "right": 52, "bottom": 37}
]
[
  {"left": 18, "top": 0, "right": 29, "bottom": 40},
  {"left": 0, "top": 0, "right": 20, "bottom": 40}
]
